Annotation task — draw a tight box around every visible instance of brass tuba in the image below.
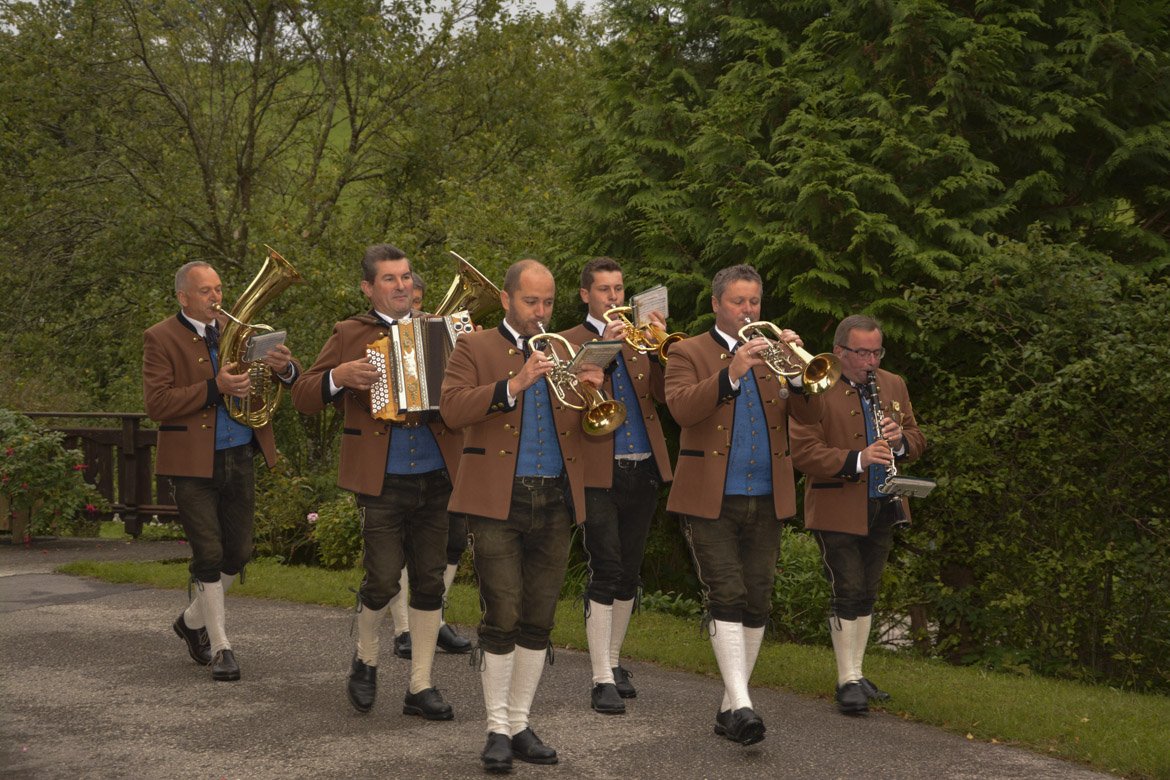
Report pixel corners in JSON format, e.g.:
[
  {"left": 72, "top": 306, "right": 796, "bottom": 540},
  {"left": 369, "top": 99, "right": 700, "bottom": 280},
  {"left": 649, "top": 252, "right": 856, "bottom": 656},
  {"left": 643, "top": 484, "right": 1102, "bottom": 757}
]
[
  {"left": 602, "top": 305, "right": 686, "bottom": 361},
  {"left": 528, "top": 325, "right": 627, "bottom": 436},
  {"left": 436, "top": 251, "right": 503, "bottom": 322},
  {"left": 737, "top": 319, "right": 841, "bottom": 395},
  {"left": 214, "top": 245, "right": 305, "bottom": 427}
]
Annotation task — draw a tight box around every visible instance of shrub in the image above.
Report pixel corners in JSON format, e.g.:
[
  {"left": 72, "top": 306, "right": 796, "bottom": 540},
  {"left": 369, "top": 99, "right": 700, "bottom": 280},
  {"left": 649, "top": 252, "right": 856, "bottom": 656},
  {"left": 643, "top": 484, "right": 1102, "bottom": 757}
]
[
  {"left": 312, "top": 493, "right": 362, "bottom": 570},
  {"left": 771, "top": 526, "right": 832, "bottom": 643},
  {"left": 251, "top": 461, "right": 337, "bottom": 565}
]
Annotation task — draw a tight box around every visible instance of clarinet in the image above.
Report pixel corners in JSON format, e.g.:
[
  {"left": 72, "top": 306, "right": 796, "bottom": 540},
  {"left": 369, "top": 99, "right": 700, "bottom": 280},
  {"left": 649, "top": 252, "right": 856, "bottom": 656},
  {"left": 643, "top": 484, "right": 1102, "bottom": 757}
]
[{"left": 865, "top": 370, "right": 908, "bottom": 526}]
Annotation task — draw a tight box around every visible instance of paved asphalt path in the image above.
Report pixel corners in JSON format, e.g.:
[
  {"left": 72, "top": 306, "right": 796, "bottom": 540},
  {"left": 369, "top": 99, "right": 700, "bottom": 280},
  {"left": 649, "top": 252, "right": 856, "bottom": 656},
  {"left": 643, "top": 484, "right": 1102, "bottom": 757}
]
[{"left": 0, "top": 538, "right": 1117, "bottom": 779}]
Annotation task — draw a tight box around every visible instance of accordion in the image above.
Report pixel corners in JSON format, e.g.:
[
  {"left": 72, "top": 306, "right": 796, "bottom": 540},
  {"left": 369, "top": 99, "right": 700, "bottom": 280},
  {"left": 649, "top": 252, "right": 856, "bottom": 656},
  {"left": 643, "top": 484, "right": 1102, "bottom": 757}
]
[{"left": 367, "top": 312, "right": 473, "bottom": 421}]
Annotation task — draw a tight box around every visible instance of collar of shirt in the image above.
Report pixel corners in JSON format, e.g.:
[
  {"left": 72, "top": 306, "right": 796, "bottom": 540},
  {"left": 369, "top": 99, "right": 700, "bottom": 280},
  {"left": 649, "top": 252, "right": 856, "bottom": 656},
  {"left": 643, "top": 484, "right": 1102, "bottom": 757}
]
[
  {"left": 501, "top": 319, "right": 526, "bottom": 349},
  {"left": 584, "top": 314, "right": 606, "bottom": 337},
  {"left": 713, "top": 326, "right": 739, "bottom": 352},
  {"left": 180, "top": 311, "right": 214, "bottom": 339},
  {"left": 374, "top": 310, "right": 410, "bottom": 329}
]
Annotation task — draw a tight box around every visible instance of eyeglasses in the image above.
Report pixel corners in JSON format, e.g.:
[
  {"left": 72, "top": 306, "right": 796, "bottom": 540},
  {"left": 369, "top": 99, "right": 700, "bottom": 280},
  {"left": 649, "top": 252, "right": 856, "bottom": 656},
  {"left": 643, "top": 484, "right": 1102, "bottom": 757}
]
[{"left": 838, "top": 345, "right": 886, "bottom": 359}]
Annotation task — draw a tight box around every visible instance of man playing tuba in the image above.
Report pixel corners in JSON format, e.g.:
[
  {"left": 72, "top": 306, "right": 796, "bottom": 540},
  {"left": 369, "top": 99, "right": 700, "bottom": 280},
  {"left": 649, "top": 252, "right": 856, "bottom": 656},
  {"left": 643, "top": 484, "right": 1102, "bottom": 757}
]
[{"left": 144, "top": 260, "right": 300, "bottom": 682}]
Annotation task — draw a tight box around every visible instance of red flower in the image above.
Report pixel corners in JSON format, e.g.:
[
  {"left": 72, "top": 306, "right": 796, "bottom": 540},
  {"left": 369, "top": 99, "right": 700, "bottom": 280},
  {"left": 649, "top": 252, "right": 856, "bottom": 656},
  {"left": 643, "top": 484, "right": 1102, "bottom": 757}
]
[
  {"left": 74, "top": 463, "right": 87, "bottom": 471},
  {"left": 85, "top": 503, "right": 97, "bottom": 515}
]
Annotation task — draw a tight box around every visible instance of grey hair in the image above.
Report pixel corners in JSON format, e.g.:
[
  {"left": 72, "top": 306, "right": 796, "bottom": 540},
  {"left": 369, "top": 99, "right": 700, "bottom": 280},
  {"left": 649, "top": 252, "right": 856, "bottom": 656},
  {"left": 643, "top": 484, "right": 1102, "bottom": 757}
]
[
  {"left": 834, "top": 314, "right": 882, "bottom": 346},
  {"left": 711, "top": 264, "right": 762, "bottom": 301},
  {"left": 175, "top": 261, "right": 214, "bottom": 294}
]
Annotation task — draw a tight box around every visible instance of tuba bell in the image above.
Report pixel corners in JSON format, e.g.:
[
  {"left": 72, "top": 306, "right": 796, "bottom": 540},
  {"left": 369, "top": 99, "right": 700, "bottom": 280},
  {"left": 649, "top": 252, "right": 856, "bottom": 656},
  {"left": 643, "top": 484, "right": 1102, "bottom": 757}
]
[
  {"left": 435, "top": 251, "right": 503, "bottom": 322},
  {"left": 214, "top": 245, "right": 304, "bottom": 427},
  {"left": 737, "top": 319, "right": 840, "bottom": 395},
  {"left": 528, "top": 325, "right": 627, "bottom": 436}
]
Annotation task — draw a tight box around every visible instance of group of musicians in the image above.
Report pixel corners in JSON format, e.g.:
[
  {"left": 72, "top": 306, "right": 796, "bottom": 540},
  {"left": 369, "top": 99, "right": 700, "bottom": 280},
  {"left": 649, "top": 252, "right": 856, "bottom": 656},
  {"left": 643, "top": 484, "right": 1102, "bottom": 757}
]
[{"left": 144, "top": 245, "right": 925, "bottom": 773}]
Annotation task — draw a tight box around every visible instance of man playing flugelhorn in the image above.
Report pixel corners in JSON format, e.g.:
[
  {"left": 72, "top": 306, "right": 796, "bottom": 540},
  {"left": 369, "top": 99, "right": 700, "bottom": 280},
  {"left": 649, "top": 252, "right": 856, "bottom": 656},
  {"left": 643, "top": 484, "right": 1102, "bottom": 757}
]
[
  {"left": 440, "top": 259, "right": 604, "bottom": 773},
  {"left": 559, "top": 257, "right": 673, "bottom": 715},
  {"left": 664, "top": 263, "right": 823, "bottom": 746},
  {"left": 292, "top": 243, "right": 462, "bottom": 722}
]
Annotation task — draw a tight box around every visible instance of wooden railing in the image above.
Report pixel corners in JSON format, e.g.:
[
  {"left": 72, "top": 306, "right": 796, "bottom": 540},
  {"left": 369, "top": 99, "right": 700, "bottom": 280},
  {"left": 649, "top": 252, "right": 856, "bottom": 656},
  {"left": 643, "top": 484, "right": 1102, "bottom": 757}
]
[{"left": 23, "top": 412, "right": 177, "bottom": 537}]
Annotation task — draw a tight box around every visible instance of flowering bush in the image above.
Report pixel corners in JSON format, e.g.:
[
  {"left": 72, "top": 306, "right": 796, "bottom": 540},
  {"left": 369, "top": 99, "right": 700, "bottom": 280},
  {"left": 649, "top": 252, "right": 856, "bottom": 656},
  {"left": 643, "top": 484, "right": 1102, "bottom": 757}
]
[
  {"left": 0, "top": 409, "right": 107, "bottom": 539},
  {"left": 312, "top": 494, "right": 362, "bottom": 570}
]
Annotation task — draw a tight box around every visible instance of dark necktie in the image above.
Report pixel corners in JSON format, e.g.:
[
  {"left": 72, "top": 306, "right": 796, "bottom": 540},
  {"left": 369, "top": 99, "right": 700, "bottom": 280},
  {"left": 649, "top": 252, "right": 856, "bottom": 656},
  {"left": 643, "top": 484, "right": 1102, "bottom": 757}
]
[{"left": 205, "top": 322, "right": 220, "bottom": 352}]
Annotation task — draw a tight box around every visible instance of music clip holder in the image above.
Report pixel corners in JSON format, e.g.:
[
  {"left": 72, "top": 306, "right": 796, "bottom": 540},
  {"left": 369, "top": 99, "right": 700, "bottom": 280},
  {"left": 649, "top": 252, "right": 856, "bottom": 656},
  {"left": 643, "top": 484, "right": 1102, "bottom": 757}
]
[
  {"left": 567, "top": 340, "right": 624, "bottom": 373},
  {"left": 243, "top": 330, "right": 287, "bottom": 362},
  {"left": 882, "top": 475, "right": 937, "bottom": 499}
]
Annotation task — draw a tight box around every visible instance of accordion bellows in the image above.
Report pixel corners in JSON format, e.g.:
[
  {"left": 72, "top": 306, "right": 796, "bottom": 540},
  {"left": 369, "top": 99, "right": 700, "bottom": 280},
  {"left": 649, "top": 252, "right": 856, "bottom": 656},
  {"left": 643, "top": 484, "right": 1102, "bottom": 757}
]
[{"left": 367, "top": 312, "right": 472, "bottom": 421}]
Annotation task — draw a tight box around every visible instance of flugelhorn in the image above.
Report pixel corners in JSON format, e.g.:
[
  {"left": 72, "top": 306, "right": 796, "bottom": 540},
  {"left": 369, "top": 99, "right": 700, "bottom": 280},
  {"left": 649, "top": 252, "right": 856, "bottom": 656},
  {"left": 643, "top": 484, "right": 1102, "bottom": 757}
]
[
  {"left": 602, "top": 305, "right": 686, "bottom": 361},
  {"left": 214, "top": 245, "right": 304, "bottom": 427},
  {"left": 736, "top": 319, "right": 840, "bottom": 395},
  {"left": 527, "top": 324, "right": 627, "bottom": 436}
]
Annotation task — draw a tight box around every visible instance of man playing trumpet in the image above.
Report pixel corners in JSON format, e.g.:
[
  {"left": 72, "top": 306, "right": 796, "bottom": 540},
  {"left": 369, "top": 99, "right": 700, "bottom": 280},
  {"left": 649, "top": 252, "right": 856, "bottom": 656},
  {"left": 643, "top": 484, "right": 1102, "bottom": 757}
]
[
  {"left": 440, "top": 259, "right": 604, "bottom": 773},
  {"left": 292, "top": 243, "right": 462, "bottom": 722},
  {"left": 664, "top": 263, "right": 823, "bottom": 745},
  {"left": 559, "top": 257, "right": 673, "bottom": 714}
]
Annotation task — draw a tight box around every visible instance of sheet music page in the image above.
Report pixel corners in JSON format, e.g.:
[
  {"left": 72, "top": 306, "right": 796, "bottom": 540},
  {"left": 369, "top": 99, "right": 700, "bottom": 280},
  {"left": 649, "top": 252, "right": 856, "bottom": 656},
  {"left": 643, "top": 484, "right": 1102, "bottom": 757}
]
[
  {"left": 566, "top": 340, "right": 625, "bottom": 372},
  {"left": 631, "top": 285, "right": 669, "bottom": 328}
]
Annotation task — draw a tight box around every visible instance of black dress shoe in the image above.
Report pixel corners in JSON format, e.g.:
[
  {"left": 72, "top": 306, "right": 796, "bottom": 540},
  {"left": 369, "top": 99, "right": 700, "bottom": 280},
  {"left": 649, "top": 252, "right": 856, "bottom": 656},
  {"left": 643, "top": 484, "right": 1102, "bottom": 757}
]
[
  {"left": 346, "top": 654, "right": 377, "bottom": 713},
  {"left": 714, "top": 708, "right": 731, "bottom": 737},
  {"left": 393, "top": 631, "right": 412, "bottom": 659},
  {"left": 723, "top": 707, "right": 765, "bottom": 745},
  {"left": 591, "top": 682, "right": 626, "bottom": 714},
  {"left": 511, "top": 727, "right": 558, "bottom": 764},
  {"left": 403, "top": 687, "right": 454, "bottom": 720},
  {"left": 859, "top": 677, "right": 891, "bottom": 701},
  {"left": 836, "top": 682, "right": 869, "bottom": 714},
  {"left": 481, "top": 732, "right": 513, "bottom": 773},
  {"left": 211, "top": 649, "right": 241, "bottom": 681},
  {"left": 173, "top": 613, "right": 211, "bottom": 666},
  {"left": 612, "top": 665, "right": 637, "bottom": 698},
  {"left": 437, "top": 623, "right": 473, "bottom": 654}
]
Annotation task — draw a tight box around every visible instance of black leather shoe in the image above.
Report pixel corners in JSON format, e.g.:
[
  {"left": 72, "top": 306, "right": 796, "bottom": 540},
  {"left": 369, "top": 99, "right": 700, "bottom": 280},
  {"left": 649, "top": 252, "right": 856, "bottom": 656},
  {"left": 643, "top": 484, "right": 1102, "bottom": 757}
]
[
  {"left": 211, "top": 649, "right": 241, "bottom": 681},
  {"left": 836, "top": 682, "right": 869, "bottom": 714},
  {"left": 511, "top": 727, "right": 558, "bottom": 764},
  {"left": 724, "top": 707, "right": 765, "bottom": 745},
  {"left": 173, "top": 613, "right": 211, "bottom": 666},
  {"left": 612, "top": 665, "right": 637, "bottom": 698},
  {"left": 481, "top": 732, "right": 513, "bottom": 773},
  {"left": 437, "top": 623, "right": 472, "bottom": 654},
  {"left": 591, "top": 682, "right": 626, "bottom": 714},
  {"left": 403, "top": 687, "right": 454, "bottom": 720},
  {"left": 346, "top": 654, "right": 377, "bottom": 713},
  {"left": 393, "top": 631, "right": 412, "bottom": 659},
  {"left": 859, "top": 676, "right": 891, "bottom": 701},
  {"left": 714, "top": 708, "right": 731, "bottom": 737}
]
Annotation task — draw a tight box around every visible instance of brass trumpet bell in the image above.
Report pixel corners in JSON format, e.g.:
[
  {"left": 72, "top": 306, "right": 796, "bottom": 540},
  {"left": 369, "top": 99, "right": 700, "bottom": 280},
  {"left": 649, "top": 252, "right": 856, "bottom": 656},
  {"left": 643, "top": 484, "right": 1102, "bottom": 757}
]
[
  {"left": 737, "top": 320, "right": 841, "bottom": 395},
  {"left": 602, "top": 305, "right": 686, "bottom": 361}
]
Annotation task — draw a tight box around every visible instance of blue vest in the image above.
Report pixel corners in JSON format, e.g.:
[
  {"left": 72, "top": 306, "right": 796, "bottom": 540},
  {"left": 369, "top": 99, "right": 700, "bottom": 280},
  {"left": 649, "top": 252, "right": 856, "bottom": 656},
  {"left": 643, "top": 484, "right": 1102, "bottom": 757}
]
[
  {"left": 608, "top": 354, "right": 653, "bottom": 458},
  {"left": 724, "top": 370, "right": 772, "bottom": 496},
  {"left": 209, "top": 343, "right": 255, "bottom": 451},
  {"left": 386, "top": 425, "right": 445, "bottom": 475},
  {"left": 858, "top": 391, "right": 887, "bottom": 498},
  {"left": 514, "top": 379, "right": 564, "bottom": 477}
]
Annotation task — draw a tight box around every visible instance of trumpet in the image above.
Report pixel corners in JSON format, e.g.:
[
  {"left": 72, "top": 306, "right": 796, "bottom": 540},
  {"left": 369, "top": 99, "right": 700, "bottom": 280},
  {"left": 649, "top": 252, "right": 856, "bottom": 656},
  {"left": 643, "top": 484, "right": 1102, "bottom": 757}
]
[
  {"left": 602, "top": 305, "right": 686, "bottom": 361},
  {"left": 736, "top": 319, "right": 841, "bottom": 395},
  {"left": 527, "top": 324, "right": 627, "bottom": 436}
]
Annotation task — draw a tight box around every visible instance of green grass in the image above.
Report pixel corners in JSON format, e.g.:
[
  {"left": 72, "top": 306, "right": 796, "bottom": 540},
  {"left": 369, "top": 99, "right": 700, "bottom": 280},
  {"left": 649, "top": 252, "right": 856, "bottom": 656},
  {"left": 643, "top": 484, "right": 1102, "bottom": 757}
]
[{"left": 59, "top": 557, "right": 1170, "bottom": 779}]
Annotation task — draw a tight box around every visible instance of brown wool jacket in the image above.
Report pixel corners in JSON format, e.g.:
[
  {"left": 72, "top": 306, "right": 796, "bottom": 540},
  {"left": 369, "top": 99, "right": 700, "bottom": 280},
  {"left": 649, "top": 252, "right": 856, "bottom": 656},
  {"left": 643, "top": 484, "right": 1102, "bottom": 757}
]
[
  {"left": 143, "top": 313, "right": 294, "bottom": 478},
  {"left": 790, "top": 368, "right": 925, "bottom": 536},
  {"left": 558, "top": 322, "right": 673, "bottom": 488},
  {"left": 439, "top": 324, "right": 590, "bottom": 523},
  {"left": 290, "top": 311, "right": 463, "bottom": 497},
  {"left": 664, "top": 329, "right": 823, "bottom": 521}
]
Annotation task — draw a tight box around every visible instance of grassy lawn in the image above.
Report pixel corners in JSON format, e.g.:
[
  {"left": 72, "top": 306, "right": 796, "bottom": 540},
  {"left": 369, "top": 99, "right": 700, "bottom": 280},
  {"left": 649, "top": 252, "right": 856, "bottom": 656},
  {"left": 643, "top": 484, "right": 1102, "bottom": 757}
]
[{"left": 59, "top": 555, "right": 1169, "bottom": 780}]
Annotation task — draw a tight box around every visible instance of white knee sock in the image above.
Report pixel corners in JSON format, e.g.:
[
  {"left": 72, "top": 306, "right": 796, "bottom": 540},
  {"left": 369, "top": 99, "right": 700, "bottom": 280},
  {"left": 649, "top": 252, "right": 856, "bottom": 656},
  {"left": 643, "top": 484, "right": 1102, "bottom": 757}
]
[
  {"left": 709, "top": 620, "right": 751, "bottom": 711},
  {"left": 585, "top": 600, "right": 615, "bottom": 685},
  {"left": 852, "top": 614, "right": 872, "bottom": 680},
  {"left": 408, "top": 607, "right": 441, "bottom": 694},
  {"left": 609, "top": 598, "right": 635, "bottom": 669},
  {"left": 356, "top": 602, "right": 389, "bottom": 666},
  {"left": 440, "top": 563, "right": 458, "bottom": 627},
  {"left": 184, "top": 572, "right": 235, "bottom": 629},
  {"left": 389, "top": 568, "right": 409, "bottom": 636},
  {"left": 829, "top": 617, "right": 859, "bottom": 686},
  {"left": 200, "top": 580, "right": 229, "bottom": 654},
  {"left": 481, "top": 650, "right": 515, "bottom": 736},
  {"left": 507, "top": 646, "right": 547, "bottom": 736},
  {"left": 722, "top": 625, "right": 764, "bottom": 711}
]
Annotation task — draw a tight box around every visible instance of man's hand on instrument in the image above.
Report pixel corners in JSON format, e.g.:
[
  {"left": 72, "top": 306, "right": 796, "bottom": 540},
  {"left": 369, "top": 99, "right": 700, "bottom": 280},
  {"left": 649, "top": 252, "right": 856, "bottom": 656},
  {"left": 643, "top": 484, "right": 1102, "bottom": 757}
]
[
  {"left": 333, "top": 356, "right": 381, "bottom": 391},
  {"left": 510, "top": 349, "right": 553, "bottom": 396},
  {"left": 260, "top": 344, "right": 293, "bottom": 376},
  {"left": 880, "top": 416, "right": 904, "bottom": 450},
  {"left": 777, "top": 328, "right": 804, "bottom": 348},
  {"left": 216, "top": 362, "right": 251, "bottom": 398},
  {"left": 860, "top": 438, "right": 894, "bottom": 468},
  {"left": 645, "top": 310, "right": 668, "bottom": 331},
  {"left": 602, "top": 318, "right": 625, "bottom": 341},
  {"left": 574, "top": 364, "right": 605, "bottom": 389},
  {"left": 729, "top": 336, "right": 768, "bottom": 381}
]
